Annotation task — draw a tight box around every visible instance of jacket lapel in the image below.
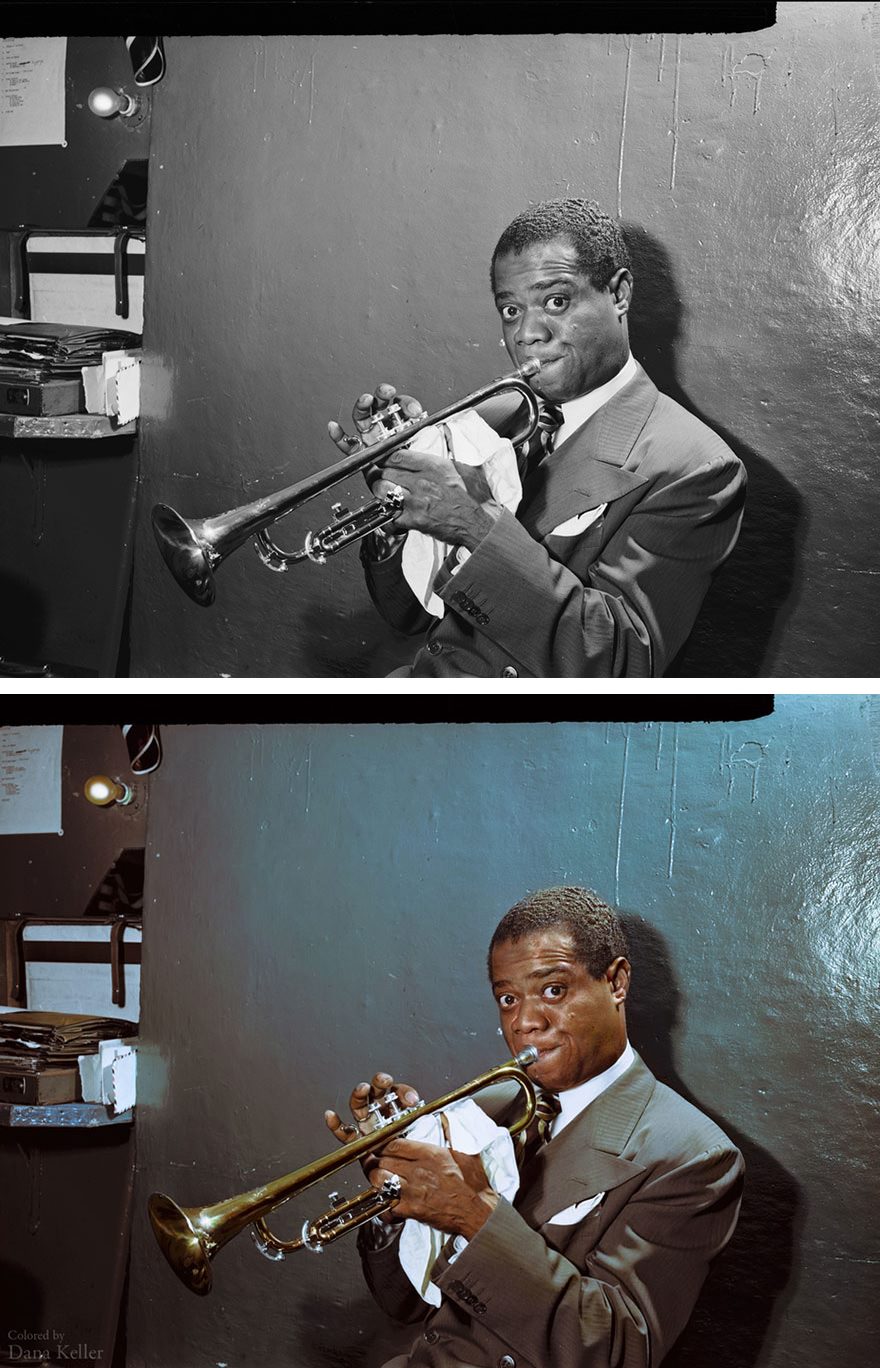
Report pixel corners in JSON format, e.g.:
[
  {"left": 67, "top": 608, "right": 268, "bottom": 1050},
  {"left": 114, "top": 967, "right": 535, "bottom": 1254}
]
[
  {"left": 515, "top": 1053, "right": 656, "bottom": 1228},
  {"left": 519, "top": 362, "right": 658, "bottom": 539}
]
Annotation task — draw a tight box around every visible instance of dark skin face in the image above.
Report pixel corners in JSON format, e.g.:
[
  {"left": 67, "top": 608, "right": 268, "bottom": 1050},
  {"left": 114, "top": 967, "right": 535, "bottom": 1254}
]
[
  {"left": 490, "top": 928, "right": 631, "bottom": 1093},
  {"left": 494, "top": 235, "right": 633, "bottom": 405},
  {"left": 323, "top": 927, "right": 630, "bottom": 1239}
]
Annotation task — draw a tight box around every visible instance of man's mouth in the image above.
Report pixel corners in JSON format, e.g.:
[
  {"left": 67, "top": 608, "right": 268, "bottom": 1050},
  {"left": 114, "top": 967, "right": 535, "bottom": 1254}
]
[{"left": 527, "top": 1043, "right": 559, "bottom": 1062}]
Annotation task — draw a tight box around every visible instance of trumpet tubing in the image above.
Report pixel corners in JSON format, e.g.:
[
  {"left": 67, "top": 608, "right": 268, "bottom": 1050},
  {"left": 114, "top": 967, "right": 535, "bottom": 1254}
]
[
  {"left": 151, "top": 361, "right": 542, "bottom": 606},
  {"left": 148, "top": 1047, "right": 538, "bottom": 1295}
]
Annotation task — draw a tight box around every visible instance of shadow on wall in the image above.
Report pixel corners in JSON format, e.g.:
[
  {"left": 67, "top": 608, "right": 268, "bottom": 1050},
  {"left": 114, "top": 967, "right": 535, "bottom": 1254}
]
[
  {"left": 621, "top": 914, "right": 801, "bottom": 1368},
  {"left": 623, "top": 224, "right": 806, "bottom": 677}
]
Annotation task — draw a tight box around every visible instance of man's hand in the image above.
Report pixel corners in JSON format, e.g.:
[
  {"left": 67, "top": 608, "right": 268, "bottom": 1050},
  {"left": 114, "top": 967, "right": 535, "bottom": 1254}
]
[
  {"left": 324, "top": 1070, "right": 421, "bottom": 1144},
  {"left": 324, "top": 1071, "right": 421, "bottom": 1221},
  {"left": 327, "top": 382, "right": 426, "bottom": 458},
  {"left": 327, "top": 383, "right": 501, "bottom": 550},
  {"left": 370, "top": 1138, "right": 498, "bottom": 1240},
  {"left": 368, "top": 446, "right": 501, "bottom": 548}
]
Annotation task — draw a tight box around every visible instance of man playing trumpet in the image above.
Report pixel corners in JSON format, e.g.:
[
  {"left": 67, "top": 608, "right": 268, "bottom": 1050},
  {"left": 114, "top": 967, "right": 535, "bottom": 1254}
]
[
  {"left": 325, "top": 886, "right": 744, "bottom": 1368},
  {"left": 328, "top": 198, "right": 746, "bottom": 677}
]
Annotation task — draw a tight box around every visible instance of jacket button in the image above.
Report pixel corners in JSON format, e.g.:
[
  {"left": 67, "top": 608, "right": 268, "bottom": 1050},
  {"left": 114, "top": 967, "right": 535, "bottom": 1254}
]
[
  {"left": 426, "top": 640, "right": 441, "bottom": 656},
  {"left": 423, "top": 1328, "right": 439, "bottom": 1344},
  {"left": 500, "top": 665, "right": 518, "bottom": 678},
  {"left": 499, "top": 1357, "right": 516, "bottom": 1367},
  {"left": 477, "top": 613, "right": 489, "bottom": 625}
]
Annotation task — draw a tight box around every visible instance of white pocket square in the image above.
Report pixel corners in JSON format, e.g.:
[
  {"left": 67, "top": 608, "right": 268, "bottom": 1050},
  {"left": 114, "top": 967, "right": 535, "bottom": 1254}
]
[
  {"left": 548, "top": 504, "right": 607, "bottom": 537},
  {"left": 546, "top": 1191, "right": 606, "bottom": 1226}
]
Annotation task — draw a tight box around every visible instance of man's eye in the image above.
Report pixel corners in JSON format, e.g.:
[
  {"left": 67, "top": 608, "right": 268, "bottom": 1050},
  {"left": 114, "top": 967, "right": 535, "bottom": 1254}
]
[
  {"left": 500, "top": 305, "right": 520, "bottom": 322},
  {"left": 543, "top": 984, "right": 566, "bottom": 999},
  {"left": 497, "top": 994, "right": 516, "bottom": 1009},
  {"left": 545, "top": 295, "right": 569, "bottom": 313}
]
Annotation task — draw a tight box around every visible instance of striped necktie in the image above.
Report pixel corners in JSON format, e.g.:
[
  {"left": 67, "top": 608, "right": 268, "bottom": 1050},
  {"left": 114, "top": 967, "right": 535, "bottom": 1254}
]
[
  {"left": 521, "top": 402, "right": 564, "bottom": 477},
  {"left": 518, "top": 1089, "right": 561, "bottom": 1169}
]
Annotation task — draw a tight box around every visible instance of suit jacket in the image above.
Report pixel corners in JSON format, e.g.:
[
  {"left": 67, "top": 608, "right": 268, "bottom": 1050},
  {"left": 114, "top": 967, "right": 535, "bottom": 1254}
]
[
  {"left": 361, "top": 363, "right": 746, "bottom": 677},
  {"left": 359, "top": 1054, "right": 744, "bottom": 1368}
]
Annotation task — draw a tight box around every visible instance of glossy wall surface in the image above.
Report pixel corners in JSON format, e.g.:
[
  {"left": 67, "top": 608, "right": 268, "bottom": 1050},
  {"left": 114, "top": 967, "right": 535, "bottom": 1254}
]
[
  {"left": 128, "top": 701, "right": 879, "bottom": 1367},
  {"left": 130, "top": 7, "right": 880, "bottom": 677}
]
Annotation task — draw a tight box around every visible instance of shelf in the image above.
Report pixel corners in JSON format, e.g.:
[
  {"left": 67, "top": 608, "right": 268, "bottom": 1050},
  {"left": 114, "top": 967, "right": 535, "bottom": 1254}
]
[
  {"left": 0, "top": 1101, "right": 133, "bottom": 1128},
  {"left": 0, "top": 413, "right": 136, "bottom": 440}
]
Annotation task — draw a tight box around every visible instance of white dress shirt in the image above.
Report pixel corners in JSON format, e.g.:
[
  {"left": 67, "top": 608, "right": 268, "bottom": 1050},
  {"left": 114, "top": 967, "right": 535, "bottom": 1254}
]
[
  {"left": 551, "top": 1039, "right": 636, "bottom": 1139},
  {"left": 554, "top": 351, "right": 639, "bottom": 450}
]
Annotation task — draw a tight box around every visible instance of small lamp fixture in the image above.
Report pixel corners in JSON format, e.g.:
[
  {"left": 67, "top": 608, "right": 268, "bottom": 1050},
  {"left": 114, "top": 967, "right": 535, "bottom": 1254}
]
[
  {"left": 88, "top": 86, "right": 141, "bottom": 119},
  {"left": 84, "top": 774, "right": 134, "bottom": 807}
]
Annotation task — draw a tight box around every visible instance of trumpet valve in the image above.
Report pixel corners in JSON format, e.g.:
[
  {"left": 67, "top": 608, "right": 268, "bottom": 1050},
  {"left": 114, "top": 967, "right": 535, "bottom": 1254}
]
[
  {"left": 363, "top": 402, "right": 429, "bottom": 446},
  {"left": 358, "top": 1088, "right": 422, "bottom": 1134}
]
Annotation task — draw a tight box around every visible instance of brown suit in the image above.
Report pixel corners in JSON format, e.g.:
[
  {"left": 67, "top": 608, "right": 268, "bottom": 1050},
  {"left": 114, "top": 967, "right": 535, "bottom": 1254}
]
[
  {"left": 360, "top": 1054, "right": 744, "bottom": 1368},
  {"left": 361, "top": 363, "right": 746, "bottom": 676}
]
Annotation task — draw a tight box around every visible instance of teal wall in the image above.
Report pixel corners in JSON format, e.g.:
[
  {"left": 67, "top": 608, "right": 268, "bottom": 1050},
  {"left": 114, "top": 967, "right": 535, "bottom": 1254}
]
[{"left": 128, "top": 699, "right": 879, "bottom": 1367}]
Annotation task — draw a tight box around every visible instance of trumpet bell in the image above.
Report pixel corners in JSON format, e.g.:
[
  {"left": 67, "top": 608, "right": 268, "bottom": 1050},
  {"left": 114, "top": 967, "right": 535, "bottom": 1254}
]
[
  {"left": 151, "top": 505, "right": 218, "bottom": 607},
  {"left": 148, "top": 1193, "right": 214, "bottom": 1296}
]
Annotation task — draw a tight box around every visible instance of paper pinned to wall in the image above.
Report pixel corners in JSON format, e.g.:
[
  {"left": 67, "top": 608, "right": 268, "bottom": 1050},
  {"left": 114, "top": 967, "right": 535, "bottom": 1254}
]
[
  {"left": 0, "top": 37, "right": 67, "bottom": 148},
  {"left": 0, "top": 726, "right": 64, "bottom": 835}
]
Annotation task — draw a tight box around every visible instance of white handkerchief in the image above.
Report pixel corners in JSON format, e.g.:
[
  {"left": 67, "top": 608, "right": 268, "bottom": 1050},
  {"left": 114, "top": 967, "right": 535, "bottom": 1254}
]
[
  {"left": 400, "top": 410, "right": 521, "bottom": 618},
  {"left": 396, "top": 1097, "right": 519, "bottom": 1306},
  {"left": 546, "top": 1191, "right": 605, "bottom": 1225},
  {"left": 548, "top": 504, "right": 607, "bottom": 536}
]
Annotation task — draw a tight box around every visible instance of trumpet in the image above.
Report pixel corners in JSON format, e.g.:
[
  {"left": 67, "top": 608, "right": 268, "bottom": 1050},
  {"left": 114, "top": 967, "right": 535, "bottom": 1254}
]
[
  {"left": 151, "top": 360, "right": 542, "bottom": 606},
  {"left": 148, "top": 1047, "right": 538, "bottom": 1295}
]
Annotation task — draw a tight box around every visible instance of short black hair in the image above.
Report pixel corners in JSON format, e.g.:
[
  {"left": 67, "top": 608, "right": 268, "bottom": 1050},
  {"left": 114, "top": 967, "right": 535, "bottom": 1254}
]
[
  {"left": 490, "top": 198, "right": 632, "bottom": 294},
  {"left": 488, "top": 886, "right": 630, "bottom": 981}
]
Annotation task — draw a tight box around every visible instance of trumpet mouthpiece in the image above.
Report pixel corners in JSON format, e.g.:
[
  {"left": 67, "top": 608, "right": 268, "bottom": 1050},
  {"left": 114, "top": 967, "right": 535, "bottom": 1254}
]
[{"left": 517, "top": 359, "right": 542, "bottom": 379}]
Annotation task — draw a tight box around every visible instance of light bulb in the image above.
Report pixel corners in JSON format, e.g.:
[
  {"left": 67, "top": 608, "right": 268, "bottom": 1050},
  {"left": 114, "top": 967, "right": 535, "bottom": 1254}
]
[
  {"left": 88, "top": 87, "right": 139, "bottom": 119},
  {"left": 84, "top": 774, "right": 133, "bottom": 807}
]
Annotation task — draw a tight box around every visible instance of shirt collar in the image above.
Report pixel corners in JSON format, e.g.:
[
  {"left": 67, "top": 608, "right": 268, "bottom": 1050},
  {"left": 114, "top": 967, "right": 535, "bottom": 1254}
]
[
  {"left": 555, "top": 352, "right": 638, "bottom": 448},
  {"left": 551, "top": 1040, "right": 636, "bottom": 1138}
]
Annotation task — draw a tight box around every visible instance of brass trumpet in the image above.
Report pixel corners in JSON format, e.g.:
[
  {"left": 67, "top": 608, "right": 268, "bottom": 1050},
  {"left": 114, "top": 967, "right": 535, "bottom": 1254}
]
[
  {"left": 151, "top": 360, "right": 542, "bottom": 606},
  {"left": 148, "top": 1048, "right": 538, "bottom": 1295}
]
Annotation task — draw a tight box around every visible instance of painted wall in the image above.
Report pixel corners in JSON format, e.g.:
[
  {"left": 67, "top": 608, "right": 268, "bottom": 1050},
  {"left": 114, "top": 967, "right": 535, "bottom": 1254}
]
[
  {"left": 129, "top": 7, "right": 880, "bottom": 678},
  {"left": 128, "top": 701, "right": 879, "bottom": 1368}
]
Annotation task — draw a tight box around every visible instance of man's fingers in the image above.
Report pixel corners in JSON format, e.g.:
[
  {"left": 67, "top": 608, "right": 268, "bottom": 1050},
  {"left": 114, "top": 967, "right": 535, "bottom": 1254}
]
[
  {"left": 353, "top": 393, "right": 377, "bottom": 434},
  {"left": 352, "top": 384, "right": 397, "bottom": 434},
  {"left": 327, "top": 419, "right": 361, "bottom": 454},
  {"left": 324, "top": 1108, "right": 358, "bottom": 1143}
]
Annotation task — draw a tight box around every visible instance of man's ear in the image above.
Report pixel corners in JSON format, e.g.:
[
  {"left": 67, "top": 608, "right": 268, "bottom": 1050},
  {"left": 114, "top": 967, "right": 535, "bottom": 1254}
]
[
  {"left": 606, "top": 956, "right": 631, "bottom": 1004},
  {"left": 609, "top": 269, "right": 633, "bottom": 317}
]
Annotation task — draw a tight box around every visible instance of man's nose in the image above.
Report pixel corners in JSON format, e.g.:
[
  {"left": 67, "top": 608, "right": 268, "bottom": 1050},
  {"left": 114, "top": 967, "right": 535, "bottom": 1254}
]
[
  {"left": 514, "top": 997, "right": 549, "bottom": 1033},
  {"left": 514, "top": 306, "right": 552, "bottom": 349}
]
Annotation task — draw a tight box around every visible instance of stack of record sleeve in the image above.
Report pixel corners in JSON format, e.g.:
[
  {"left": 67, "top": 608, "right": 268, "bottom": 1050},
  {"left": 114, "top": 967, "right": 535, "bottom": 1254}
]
[
  {"left": 0, "top": 1011, "right": 137, "bottom": 1073},
  {"left": 0, "top": 322, "right": 142, "bottom": 383}
]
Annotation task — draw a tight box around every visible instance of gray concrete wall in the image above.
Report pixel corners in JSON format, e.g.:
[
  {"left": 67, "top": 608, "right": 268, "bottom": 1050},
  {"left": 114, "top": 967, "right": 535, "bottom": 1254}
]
[{"left": 130, "top": 9, "right": 880, "bottom": 676}]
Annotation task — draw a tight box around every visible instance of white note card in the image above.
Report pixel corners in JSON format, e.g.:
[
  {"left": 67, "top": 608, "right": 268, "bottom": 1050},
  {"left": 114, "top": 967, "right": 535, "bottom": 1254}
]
[
  {"left": 0, "top": 38, "right": 67, "bottom": 148},
  {"left": 0, "top": 726, "right": 64, "bottom": 835}
]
